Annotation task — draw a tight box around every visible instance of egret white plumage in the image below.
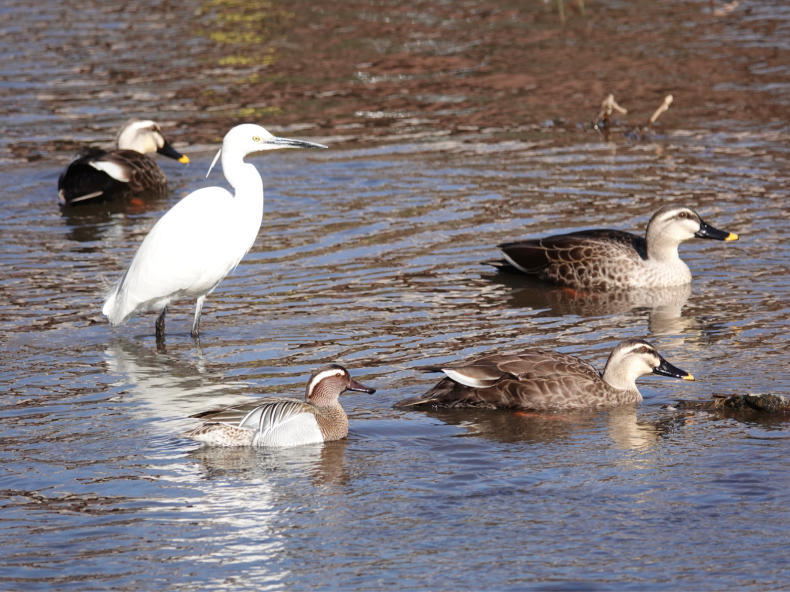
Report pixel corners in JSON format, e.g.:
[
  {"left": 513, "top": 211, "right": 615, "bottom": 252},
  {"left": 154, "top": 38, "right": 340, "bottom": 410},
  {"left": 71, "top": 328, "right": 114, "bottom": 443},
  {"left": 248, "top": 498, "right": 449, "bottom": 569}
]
[{"left": 102, "top": 123, "right": 327, "bottom": 341}]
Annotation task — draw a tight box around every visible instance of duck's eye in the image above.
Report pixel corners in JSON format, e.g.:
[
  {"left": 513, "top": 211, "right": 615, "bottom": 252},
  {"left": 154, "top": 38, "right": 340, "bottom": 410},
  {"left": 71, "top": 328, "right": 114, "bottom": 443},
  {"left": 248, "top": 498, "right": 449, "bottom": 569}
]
[{"left": 252, "top": 136, "right": 261, "bottom": 142}]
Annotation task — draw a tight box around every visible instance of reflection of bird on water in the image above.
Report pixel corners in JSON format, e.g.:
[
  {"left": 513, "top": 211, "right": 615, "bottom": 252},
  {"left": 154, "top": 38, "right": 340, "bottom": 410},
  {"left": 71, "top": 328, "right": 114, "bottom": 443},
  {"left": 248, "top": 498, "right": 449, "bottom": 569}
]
[
  {"left": 103, "top": 338, "right": 251, "bottom": 431},
  {"left": 187, "top": 365, "right": 375, "bottom": 448},
  {"left": 102, "top": 123, "right": 327, "bottom": 343},
  {"left": 489, "top": 205, "right": 738, "bottom": 290},
  {"left": 189, "top": 437, "right": 351, "bottom": 486},
  {"left": 486, "top": 271, "right": 692, "bottom": 334},
  {"left": 396, "top": 339, "right": 693, "bottom": 411},
  {"left": 413, "top": 406, "right": 665, "bottom": 450},
  {"left": 58, "top": 119, "right": 189, "bottom": 206}
]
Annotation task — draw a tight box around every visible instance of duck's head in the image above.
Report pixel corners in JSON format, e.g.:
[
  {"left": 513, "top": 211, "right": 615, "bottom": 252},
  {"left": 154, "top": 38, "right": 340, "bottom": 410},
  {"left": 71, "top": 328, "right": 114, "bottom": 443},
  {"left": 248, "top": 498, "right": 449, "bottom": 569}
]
[
  {"left": 646, "top": 205, "right": 738, "bottom": 258},
  {"left": 116, "top": 119, "right": 189, "bottom": 163},
  {"left": 602, "top": 338, "right": 694, "bottom": 392},
  {"left": 305, "top": 364, "right": 376, "bottom": 406},
  {"left": 206, "top": 123, "right": 327, "bottom": 178}
]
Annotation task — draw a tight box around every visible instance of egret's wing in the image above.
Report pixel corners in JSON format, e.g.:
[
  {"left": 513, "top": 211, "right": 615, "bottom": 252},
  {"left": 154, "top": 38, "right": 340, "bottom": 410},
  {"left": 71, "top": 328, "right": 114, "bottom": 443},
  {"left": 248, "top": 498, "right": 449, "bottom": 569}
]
[{"left": 110, "top": 187, "right": 236, "bottom": 313}]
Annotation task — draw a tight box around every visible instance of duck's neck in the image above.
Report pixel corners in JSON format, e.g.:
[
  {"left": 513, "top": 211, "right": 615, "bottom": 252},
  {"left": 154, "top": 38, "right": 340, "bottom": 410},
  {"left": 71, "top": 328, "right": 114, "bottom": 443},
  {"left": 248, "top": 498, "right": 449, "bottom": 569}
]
[
  {"left": 601, "top": 363, "right": 641, "bottom": 396},
  {"left": 645, "top": 228, "right": 681, "bottom": 263},
  {"left": 314, "top": 403, "right": 349, "bottom": 441}
]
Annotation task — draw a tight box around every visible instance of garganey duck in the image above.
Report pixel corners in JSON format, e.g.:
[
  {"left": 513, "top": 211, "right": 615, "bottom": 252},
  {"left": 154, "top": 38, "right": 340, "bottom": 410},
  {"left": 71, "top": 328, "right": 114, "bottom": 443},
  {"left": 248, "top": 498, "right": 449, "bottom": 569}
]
[{"left": 187, "top": 365, "right": 375, "bottom": 447}]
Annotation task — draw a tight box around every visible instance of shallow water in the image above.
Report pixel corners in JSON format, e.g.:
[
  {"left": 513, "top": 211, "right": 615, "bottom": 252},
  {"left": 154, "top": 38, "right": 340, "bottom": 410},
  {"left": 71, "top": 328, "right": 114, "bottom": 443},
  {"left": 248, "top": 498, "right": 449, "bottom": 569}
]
[{"left": 2, "top": 1, "right": 790, "bottom": 590}]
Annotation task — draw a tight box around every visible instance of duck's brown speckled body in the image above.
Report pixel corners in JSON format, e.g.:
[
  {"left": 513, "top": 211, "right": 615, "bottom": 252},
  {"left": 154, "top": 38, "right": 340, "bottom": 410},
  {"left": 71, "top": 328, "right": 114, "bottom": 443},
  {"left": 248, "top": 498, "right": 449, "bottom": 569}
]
[
  {"left": 493, "top": 205, "right": 738, "bottom": 290},
  {"left": 396, "top": 339, "right": 693, "bottom": 411}
]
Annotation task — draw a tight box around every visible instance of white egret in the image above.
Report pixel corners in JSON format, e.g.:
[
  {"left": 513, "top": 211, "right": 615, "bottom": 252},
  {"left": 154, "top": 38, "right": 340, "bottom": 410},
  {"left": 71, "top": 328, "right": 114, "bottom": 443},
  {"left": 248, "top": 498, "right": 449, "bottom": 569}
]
[{"left": 102, "top": 123, "right": 327, "bottom": 341}]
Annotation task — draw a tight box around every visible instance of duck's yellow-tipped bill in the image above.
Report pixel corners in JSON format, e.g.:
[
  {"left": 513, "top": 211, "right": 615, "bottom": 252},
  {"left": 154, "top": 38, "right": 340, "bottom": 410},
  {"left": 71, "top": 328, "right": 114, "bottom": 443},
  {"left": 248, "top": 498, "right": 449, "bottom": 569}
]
[
  {"left": 725, "top": 232, "right": 738, "bottom": 241},
  {"left": 178, "top": 154, "right": 190, "bottom": 164},
  {"left": 682, "top": 373, "right": 695, "bottom": 381}
]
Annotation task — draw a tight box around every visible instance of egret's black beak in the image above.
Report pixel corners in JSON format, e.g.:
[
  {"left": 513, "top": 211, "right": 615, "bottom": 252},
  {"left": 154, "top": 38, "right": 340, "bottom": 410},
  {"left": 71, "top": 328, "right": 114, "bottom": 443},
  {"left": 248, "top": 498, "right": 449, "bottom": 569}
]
[
  {"left": 653, "top": 357, "right": 695, "bottom": 381},
  {"left": 270, "top": 137, "right": 328, "bottom": 150},
  {"left": 345, "top": 378, "right": 376, "bottom": 394},
  {"left": 694, "top": 219, "right": 738, "bottom": 241},
  {"left": 157, "top": 140, "right": 190, "bottom": 164}
]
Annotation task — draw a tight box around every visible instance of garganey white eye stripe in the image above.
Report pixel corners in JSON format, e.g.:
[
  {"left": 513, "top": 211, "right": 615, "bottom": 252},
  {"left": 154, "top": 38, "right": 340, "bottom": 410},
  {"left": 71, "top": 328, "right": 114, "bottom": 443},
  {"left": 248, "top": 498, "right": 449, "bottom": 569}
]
[{"left": 307, "top": 368, "right": 345, "bottom": 395}]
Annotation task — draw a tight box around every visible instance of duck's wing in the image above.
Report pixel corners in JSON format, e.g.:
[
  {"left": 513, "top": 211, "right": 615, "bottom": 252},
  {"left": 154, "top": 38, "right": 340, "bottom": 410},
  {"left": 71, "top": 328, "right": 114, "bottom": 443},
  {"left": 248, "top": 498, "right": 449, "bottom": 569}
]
[
  {"left": 496, "top": 229, "right": 646, "bottom": 286},
  {"left": 398, "top": 350, "right": 602, "bottom": 410},
  {"left": 238, "top": 397, "right": 323, "bottom": 447},
  {"left": 58, "top": 148, "right": 125, "bottom": 204},
  {"left": 185, "top": 422, "right": 255, "bottom": 447},
  {"left": 108, "top": 149, "right": 168, "bottom": 195}
]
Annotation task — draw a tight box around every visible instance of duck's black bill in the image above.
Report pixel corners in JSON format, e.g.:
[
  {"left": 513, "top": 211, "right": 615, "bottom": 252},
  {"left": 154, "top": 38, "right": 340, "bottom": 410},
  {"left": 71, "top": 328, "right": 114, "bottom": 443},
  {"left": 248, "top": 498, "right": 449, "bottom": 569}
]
[
  {"left": 346, "top": 378, "right": 376, "bottom": 394},
  {"left": 695, "top": 220, "right": 738, "bottom": 241},
  {"left": 653, "top": 357, "right": 695, "bottom": 381},
  {"left": 271, "top": 137, "right": 328, "bottom": 150},
  {"left": 158, "top": 140, "right": 190, "bottom": 163}
]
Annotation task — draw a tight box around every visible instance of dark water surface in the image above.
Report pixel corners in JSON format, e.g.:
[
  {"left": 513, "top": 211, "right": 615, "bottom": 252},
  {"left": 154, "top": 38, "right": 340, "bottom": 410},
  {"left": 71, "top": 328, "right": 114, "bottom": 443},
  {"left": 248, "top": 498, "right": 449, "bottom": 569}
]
[{"left": 2, "top": 1, "right": 789, "bottom": 590}]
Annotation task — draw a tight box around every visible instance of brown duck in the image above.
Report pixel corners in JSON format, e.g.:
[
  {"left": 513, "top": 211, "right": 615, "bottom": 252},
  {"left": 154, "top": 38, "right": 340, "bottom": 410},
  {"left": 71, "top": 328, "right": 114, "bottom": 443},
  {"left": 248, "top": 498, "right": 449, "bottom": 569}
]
[
  {"left": 396, "top": 339, "right": 693, "bottom": 411},
  {"left": 492, "top": 205, "right": 738, "bottom": 290}
]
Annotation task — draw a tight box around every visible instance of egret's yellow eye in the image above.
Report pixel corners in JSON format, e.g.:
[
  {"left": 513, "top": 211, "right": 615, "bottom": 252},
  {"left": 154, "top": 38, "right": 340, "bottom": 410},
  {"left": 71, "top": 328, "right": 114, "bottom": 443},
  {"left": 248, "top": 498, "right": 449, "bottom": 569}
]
[{"left": 252, "top": 136, "right": 261, "bottom": 142}]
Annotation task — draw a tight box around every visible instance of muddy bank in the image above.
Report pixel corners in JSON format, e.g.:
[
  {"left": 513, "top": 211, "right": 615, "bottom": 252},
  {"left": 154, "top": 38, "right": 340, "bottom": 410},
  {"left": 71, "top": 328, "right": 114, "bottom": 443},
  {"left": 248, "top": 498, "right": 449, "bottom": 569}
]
[
  {"left": 181, "top": 1, "right": 790, "bottom": 144},
  {"left": 5, "top": 1, "right": 790, "bottom": 162}
]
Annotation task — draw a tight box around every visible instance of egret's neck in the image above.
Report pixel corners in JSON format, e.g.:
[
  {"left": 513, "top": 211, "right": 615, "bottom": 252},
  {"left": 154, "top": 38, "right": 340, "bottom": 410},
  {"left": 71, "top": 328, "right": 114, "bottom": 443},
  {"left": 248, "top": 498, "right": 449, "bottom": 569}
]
[{"left": 221, "top": 149, "right": 264, "bottom": 201}]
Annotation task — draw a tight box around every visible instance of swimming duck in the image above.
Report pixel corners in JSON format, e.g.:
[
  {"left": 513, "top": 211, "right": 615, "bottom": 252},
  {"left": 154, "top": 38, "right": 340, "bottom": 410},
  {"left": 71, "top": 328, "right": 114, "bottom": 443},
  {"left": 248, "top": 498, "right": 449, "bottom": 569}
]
[
  {"left": 58, "top": 119, "right": 189, "bottom": 205},
  {"left": 187, "top": 365, "right": 376, "bottom": 447},
  {"left": 491, "top": 205, "right": 738, "bottom": 289},
  {"left": 395, "top": 339, "right": 693, "bottom": 411}
]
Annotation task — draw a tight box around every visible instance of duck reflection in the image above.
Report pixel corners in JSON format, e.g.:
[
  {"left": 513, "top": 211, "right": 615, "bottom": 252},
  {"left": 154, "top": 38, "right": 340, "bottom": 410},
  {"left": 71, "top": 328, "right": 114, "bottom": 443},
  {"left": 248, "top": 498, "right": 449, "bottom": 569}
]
[
  {"left": 415, "top": 405, "right": 666, "bottom": 451},
  {"left": 486, "top": 272, "right": 693, "bottom": 335},
  {"left": 60, "top": 190, "right": 171, "bottom": 244},
  {"left": 187, "top": 438, "right": 350, "bottom": 486}
]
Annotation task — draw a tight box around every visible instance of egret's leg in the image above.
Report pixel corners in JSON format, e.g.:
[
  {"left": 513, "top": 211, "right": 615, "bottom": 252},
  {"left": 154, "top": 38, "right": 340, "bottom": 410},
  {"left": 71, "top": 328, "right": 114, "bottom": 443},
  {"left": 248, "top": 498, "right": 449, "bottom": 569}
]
[
  {"left": 191, "top": 295, "right": 206, "bottom": 338},
  {"left": 155, "top": 307, "right": 167, "bottom": 340}
]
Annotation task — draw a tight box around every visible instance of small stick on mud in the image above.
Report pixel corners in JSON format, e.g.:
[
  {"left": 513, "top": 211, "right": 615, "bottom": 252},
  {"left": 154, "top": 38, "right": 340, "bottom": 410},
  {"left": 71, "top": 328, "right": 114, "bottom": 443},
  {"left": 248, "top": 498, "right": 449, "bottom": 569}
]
[
  {"left": 593, "top": 94, "right": 628, "bottom": 139},
  {"left": 648, "top": 94, "right": 674, "bottom": 126},
  {"left": 597, "top": 94, "right": 628, "bottom": 122}
]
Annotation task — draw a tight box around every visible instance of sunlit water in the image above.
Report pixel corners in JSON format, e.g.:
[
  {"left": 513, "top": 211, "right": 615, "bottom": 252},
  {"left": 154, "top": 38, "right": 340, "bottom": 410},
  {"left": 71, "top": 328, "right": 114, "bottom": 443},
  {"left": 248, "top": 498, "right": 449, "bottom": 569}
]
[{"left": 2, "top": 1, "right": 790, "bottom": 590}]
